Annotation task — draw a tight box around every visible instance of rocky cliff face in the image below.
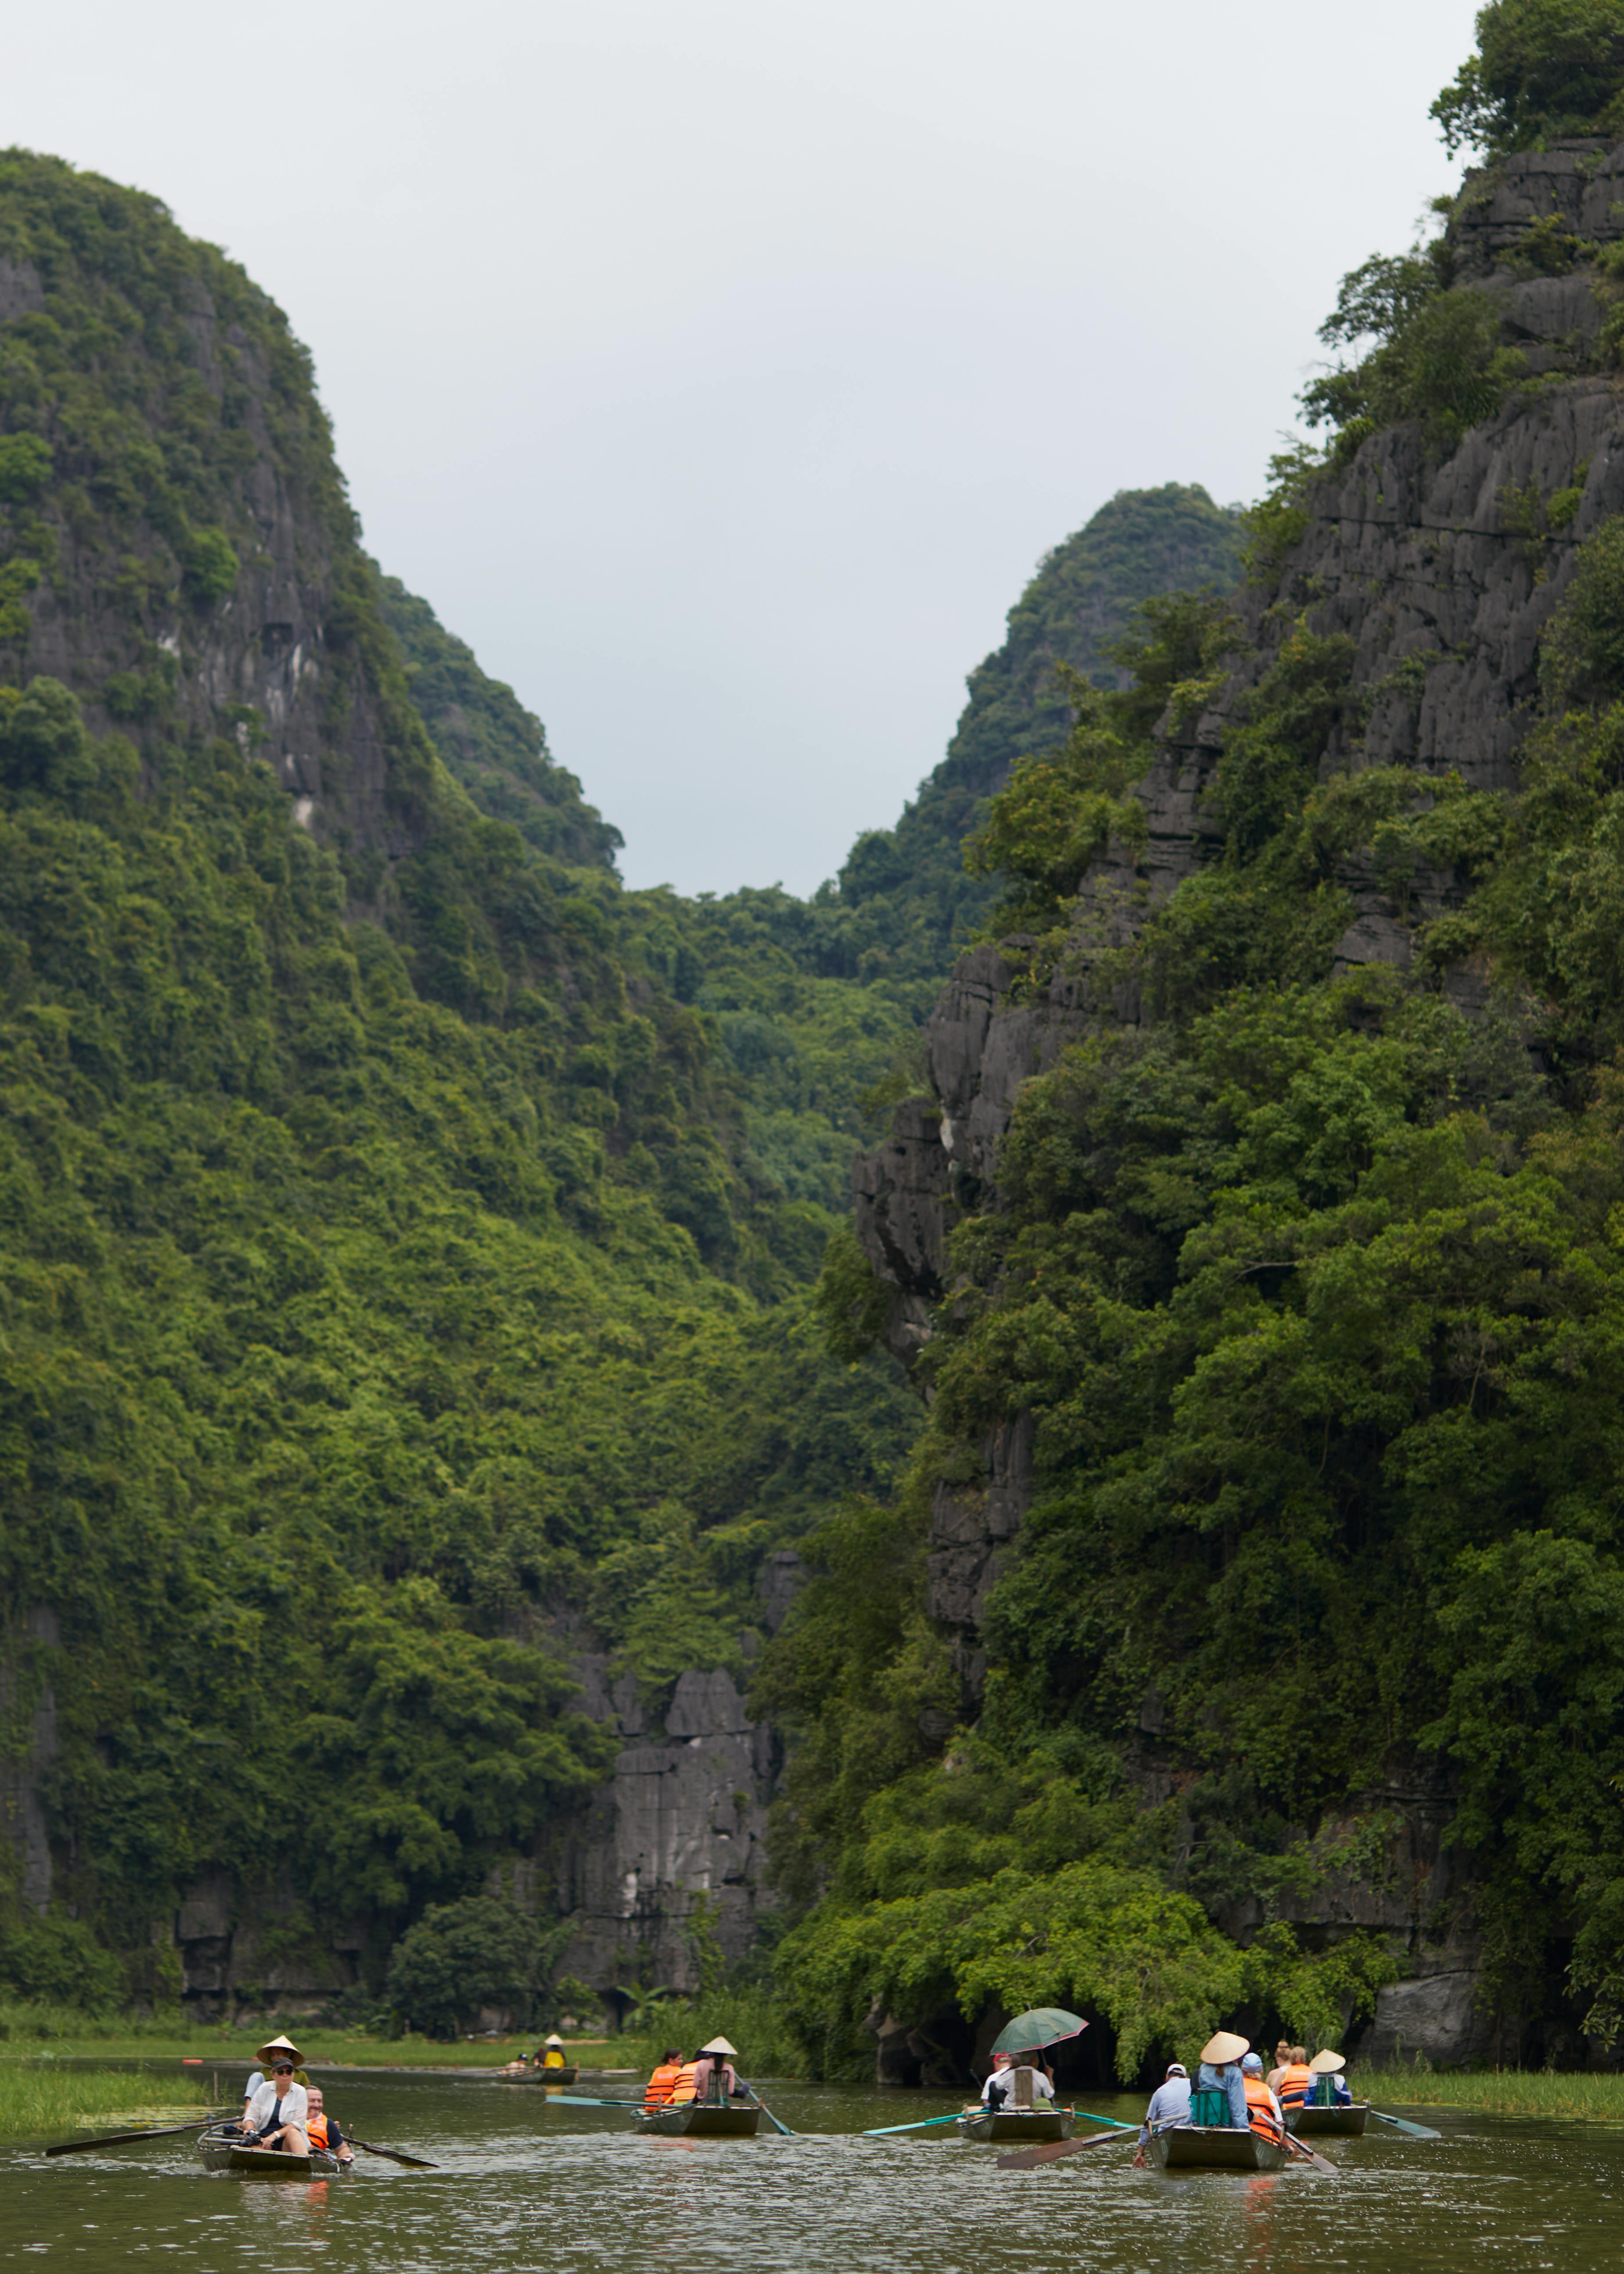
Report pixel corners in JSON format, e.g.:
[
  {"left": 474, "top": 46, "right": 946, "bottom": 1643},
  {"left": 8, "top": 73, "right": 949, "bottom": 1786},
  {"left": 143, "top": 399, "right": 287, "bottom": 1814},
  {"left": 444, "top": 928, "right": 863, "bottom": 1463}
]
[{"left": 849, "top": 143, "right": 1624, "bottom": 2064}]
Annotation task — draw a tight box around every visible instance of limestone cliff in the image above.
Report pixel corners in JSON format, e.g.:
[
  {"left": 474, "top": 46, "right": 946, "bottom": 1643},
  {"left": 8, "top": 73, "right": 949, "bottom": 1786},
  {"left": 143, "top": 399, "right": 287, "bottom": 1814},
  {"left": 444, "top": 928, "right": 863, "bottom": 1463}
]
[{"left": 848, "top": 141, "right": 1624, "bottom": 2065}]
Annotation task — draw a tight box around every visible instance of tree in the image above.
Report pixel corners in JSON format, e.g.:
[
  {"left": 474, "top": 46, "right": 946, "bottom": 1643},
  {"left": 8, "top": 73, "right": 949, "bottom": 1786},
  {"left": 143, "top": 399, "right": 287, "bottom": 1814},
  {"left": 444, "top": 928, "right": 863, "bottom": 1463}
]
[
  {"left": 1432, "top": 0, "right": 1624, "bottom": 156},
  {"left": 385, "top": 1896, "right": 539, "bottom": 2038}
]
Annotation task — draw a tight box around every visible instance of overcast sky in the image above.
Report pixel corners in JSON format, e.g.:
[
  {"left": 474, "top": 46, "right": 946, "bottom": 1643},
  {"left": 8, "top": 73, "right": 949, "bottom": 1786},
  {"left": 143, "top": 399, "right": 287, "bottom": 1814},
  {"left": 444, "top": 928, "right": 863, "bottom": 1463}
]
[{"left": 11, "top": 0, "right": 1479, "bottom": 894}]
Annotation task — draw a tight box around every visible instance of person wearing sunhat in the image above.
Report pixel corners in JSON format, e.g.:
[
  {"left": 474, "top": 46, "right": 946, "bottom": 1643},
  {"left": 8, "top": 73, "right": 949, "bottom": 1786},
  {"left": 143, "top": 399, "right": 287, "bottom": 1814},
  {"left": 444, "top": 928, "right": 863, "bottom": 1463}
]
[
  {"left": 1194, "top": 2031, "right": 1251, "bottom": 2130},
  {"left": 1239, "top": 2051, "right": 1285, "bottom": 2141},
  {"left": 1132, "top": 2060, "right": 1192, "bottom": 2165},
  {"left": 538, "top": 2032, "right": 568, "bottom": 2072},
  {"left": 242, "top": 2039, "right": 310, "bottom": 2155},
  {"left": 1306, "top": 2048, "right": 1353, "bottom": 2108},
  {"left": 689, "top": 2036, "right": 746, "bottom": 2105}
]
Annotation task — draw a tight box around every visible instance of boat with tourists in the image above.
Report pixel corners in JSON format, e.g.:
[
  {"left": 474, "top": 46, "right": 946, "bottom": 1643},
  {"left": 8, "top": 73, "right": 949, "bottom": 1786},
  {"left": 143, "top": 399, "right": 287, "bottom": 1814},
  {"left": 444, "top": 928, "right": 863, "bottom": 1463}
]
[
  {"left": 1286, "top": 2100, "right": 1369, "bottom": 2137},
  {"left": 196, "top": 2121, "right": 348, "bottom": 2179},
  {"left": 1149, "top": 2124, "right": 1287, "bottom": 2172},
  {"left": 632, "top": 2098, "right": 761, "bottom": 2138},
  {"left": 956, "top": 2104, "right": 1075, "bottom": 2144}
]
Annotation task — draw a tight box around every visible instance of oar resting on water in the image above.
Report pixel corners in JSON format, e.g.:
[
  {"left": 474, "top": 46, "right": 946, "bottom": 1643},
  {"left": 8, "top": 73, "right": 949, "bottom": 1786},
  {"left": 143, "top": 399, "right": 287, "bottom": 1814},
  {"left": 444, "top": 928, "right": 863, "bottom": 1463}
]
[
  {"left": 862, "top": 2111, "right": 964, "bottom": 2137},
  {"left": 45, "top": 2117, "right": 225, "bottom": 2158},
  {"left": 737, "top": 2076, "right": 795, "bottom": 2137},
  {"left": 347, "top": 2134, "right": 439, "bottom": 2169},
  {"left": 996, "top": 2122, "right": 1138, "bottom": 2171},
  {"left": 1368, "top": 2107, "right": 1442, "bottom": 2140}
]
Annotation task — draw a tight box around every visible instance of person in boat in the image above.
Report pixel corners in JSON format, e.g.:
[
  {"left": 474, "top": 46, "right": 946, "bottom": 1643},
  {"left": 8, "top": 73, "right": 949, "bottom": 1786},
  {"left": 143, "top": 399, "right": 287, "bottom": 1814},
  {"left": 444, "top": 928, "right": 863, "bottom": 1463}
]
[
  {"left": 1274, "top": 2046, "right": 1314, "bottom": 2112},
  {"left": 1195, "top": 2032, "right": 1250, "bottom": 2129},
  {"left": 1306, "top": 2049, "right": 1353, "bottom": 2106},
  {"left": 644, "top": 2048, "right": 685, "bottom": 2107},
  {"left": 983, "top": 2050, "right": 1055, "bottom": 2110},
  {"left": 1266, "top": 2036, "right": 1292, "bottom": 2091},
  {"left": 242, "top": 2052, "right": 310, "bottom": 2155},
  {"left": 1132, "top": 2060, "right": 1191, "bottom": 2166},
  {"left": 689, "top": 2036, "right": 747, "bottom": 2103},
  {"left": 258, "top": 2035, "right": 310, "bottom": 2086},
  {"left": 1240, "top": 2052, "right": 1285, "bottom": 2141},
  {"left": 539, "top": 2033, "right": 568, "bottom": 2071},
  {"left": 303, "top": 2087, "right": 353, "bottom": 2166}
]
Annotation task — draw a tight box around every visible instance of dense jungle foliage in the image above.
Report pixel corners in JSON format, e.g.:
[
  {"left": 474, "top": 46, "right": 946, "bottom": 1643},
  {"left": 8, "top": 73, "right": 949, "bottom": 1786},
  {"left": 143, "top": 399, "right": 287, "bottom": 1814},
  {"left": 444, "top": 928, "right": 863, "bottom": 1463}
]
[
  {"left": 0, "top": 149, "right": 929, "bottom": 2006},
  {"left": 0, "top": 149, "right": 1235, "bottom": 2015},
  {"left": 762, "top": 7, "right": 1624, "bottom": 2082}
]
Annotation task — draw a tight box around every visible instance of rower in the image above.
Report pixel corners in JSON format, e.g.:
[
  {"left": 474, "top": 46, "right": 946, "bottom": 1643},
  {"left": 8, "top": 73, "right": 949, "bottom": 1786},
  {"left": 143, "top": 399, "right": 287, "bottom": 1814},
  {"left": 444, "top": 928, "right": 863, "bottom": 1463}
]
[
  {"left": 242, "top": 2050, "right": 310, "bottom": 2156},
  {"left": 539, "top": 2033, "right": 568, "bottom": 2071},
  {"left": 303, "top": 2087, "right": 352, "bottom": 2165},
  {"left": 644, "top": 2047, "right": 685, "bottom": 2107},
  {"left": 1132, "top": 2060, "right": 1191, "bottom": 2167},
  {"left": 1274, "top": 2046, "right": 1314, "bottom": 2111},
  {"left": 690, "top": 2036, "right": 745, "bottom": 2104},
  {"left": 1239, "top": 2052, "right": 1285, "bottom": 2142},
  {"left": 1194, "top": 2032, "right": 1250, "bottom": 2129},
  {"left": 1306, "top": 2049, "right": 1353, "bottom": 2106}
]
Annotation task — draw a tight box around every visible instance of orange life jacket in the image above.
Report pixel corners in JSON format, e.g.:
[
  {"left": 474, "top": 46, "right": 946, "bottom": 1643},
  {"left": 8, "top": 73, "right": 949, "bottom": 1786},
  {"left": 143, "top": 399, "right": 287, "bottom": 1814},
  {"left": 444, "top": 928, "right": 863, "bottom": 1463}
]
[
  {"left": 645, "top": 2061, "right": 682, "bottom": 2108},
  {"left": 1242, "top": 2076, "right": 1282, "bottom": 2139},
  {"left": 668, "top": 2061, "right": 699, "bottom": 2104},
  {"left": 306, "top": 2115, "right": 330, "bottom": 2150},
  {"left": 1274, "top": 2062, "right": 1313, "bottom": 2109}
]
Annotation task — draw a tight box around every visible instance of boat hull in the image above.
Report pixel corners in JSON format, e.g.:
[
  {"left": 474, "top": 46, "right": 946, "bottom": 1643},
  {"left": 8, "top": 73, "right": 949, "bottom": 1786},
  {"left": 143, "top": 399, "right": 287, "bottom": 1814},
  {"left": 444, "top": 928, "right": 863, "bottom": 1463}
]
[
  {"left": 956, "top": 2108, "right": 1075, "bottom": 2144},
  {"left": 1151, "top": 2125, "right": 1287, "bottom": 2173},
  {"left": 1287, "top": 2101, "right": 1368, "bottom": 2137},
  {"left": 511, "top": 2065, "right": 579, "bottom": 2086},
  {"left": 198, "top": 2130, "right": 344, "bottom": 2180},
  {"left": 632, "top": 2102, "right": 761, "bottom": 2139}
]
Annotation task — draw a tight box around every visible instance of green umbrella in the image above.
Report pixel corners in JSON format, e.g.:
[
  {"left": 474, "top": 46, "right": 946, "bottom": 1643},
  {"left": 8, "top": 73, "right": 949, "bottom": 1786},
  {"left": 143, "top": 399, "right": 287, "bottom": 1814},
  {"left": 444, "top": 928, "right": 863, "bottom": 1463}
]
[{"left": 991, "top": 2008, "right": 1089, "bottom": 2057}]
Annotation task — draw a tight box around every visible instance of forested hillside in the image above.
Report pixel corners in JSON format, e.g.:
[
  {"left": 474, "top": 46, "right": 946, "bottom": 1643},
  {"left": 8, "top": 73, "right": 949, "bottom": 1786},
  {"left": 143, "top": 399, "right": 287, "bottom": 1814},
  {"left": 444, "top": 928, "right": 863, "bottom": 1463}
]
[
  {"left": 766, "top": 0, "right": 1624, "bottom": 2084},
  {"left": 0, "top": 149, "right": 920, "bottom": 2006}
]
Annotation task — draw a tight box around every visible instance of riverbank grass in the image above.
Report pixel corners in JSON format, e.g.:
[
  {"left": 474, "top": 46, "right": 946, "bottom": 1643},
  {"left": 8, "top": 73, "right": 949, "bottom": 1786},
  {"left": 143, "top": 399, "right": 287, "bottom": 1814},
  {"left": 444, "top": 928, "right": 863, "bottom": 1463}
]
[
  {"left": 1363, "top": 2066, "right": 1624, "bottom": 2124},
  {"left": 0, "top": 2062, "right": 209, "bottom": 2142}
]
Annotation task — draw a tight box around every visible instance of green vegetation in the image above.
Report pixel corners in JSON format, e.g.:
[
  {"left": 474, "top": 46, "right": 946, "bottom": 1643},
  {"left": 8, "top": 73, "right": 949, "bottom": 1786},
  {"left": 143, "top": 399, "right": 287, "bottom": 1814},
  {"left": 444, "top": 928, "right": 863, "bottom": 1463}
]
[
  {"left": 765, "top": 14, "right": 1624, "bottom": 2079},
  {"left": 0, "top": 2060, "right": 206, "bottom": 2140},
  {"left": 1433, "top": 0, "right": 1624, "bottom": 156},
  {"left": 1358, "top": 2065, "right": 1624, "bottom": 2122}
]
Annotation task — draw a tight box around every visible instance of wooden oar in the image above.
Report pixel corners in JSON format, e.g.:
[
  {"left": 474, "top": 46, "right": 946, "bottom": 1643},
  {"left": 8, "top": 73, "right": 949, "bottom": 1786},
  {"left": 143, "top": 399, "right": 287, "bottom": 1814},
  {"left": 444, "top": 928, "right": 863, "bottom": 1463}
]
[
  {"left": 997, "top": 2126, "right": 1137, "bottom": 2171},
  {"left": 862, "top": 2111, "right": 964, "bottom": 2136},
  {"left": 46, "top": 2117, "right": 219, "bottom": 2158},
  {"left": 1368, "top": 2107, "right": 1441, "bottom": 2140},
  {"left": 737, "top": 2078, "right": 795, "bottom": 2137},
  {"left": 531, "top": 2092, "right": 646, "bottom": 2109},
  {"left": 1280, "top": 2130, "right": 1337, "bottom": 2176},
  {"left": 348, "top": 2135, "right": 439, "bottom": 2170}
]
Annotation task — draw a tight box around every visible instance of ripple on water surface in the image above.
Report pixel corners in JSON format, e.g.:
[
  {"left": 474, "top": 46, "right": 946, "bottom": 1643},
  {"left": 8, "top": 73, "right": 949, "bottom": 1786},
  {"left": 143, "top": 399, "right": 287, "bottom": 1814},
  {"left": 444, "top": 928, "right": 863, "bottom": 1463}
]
[{"left": 4, "top": 2075, "right": 1624, "bottom": 2274}]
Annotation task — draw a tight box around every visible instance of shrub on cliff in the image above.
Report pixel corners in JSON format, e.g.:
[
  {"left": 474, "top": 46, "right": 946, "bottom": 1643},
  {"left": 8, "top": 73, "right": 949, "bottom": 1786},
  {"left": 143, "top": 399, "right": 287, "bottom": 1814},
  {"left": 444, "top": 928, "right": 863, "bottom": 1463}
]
[
  {"left": 386, "top": 1897, "right": 539, "bottom": 2038},
  {"left": 1433, "top": 0, "right": 1624, "bottom": 157}
]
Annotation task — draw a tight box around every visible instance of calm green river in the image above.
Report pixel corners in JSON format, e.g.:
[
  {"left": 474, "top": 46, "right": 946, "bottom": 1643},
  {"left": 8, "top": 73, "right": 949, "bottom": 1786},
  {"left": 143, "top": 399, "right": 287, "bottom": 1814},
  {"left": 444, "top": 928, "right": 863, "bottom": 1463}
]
[{"left": 6, "top": 2069, "right": 1624, "bottom": 2273}]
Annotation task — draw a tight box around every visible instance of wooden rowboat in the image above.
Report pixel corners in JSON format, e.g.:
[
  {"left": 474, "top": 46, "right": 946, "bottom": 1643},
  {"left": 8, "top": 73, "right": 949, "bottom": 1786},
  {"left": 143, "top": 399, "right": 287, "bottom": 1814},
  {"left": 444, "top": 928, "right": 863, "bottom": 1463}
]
[
  {"left": 1287, "top": 2100, "right": 1368, "bottom": 2137},
  {"left": 506, "top": 2065, "right": 579, "bottom": 2086},
  {"left": 197, "top": 2124, "right": 346, "bottom": 2179},
  {"left": 956, "top": 2106, "right": 1076, "bottom": 2144},
  {"left": 631, "top": 2101, "right": 761, "bottom": 2139},
  {"left": 1151, "top": 2124, "right": 1287, "bottom": 2173}
]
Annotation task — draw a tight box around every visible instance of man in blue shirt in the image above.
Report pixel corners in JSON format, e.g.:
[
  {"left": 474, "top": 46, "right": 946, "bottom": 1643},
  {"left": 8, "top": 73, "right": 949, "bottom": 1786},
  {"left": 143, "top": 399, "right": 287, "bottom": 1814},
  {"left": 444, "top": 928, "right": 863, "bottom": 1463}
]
[{"left": 1133, "top": 2061, "right": 1192, "bottom": 2165}]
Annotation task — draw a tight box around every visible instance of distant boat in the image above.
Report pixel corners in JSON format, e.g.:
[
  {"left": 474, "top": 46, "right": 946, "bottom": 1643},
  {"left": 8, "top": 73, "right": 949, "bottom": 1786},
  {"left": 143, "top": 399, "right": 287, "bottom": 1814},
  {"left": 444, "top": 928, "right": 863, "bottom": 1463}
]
[
  {"left": 1151, "top": 2124, "right": 1287, "bottom": 2172},
  {"left": 196, "top": 2122, "right": 346, "bottom": 2179},
  {"left": 1287, "top": 2101, "right": 1368, "bottom": 2137},
  {"left": 956, "top": 2106, "right": 1076, "bottom": 2144},
  {"left": 509, "top": 2065, "right": 579, "bottom": 2086},
  {"left": 631, "top": 2099, "right": 760, "bottom": 2139}
]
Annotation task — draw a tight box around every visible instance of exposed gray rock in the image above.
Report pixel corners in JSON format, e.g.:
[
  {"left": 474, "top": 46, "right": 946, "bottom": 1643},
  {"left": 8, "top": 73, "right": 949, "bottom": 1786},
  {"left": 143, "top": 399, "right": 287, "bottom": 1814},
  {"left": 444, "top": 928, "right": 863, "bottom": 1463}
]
[
  {"left": 0, "top": 257, "right": 44, "bottom": 324},
  {"left": 1357, "top": 1971, "right": 1496, "bottom": 2066},
  {"left": 552, "top": 1663, "right": 780, "bottom": 2003}
]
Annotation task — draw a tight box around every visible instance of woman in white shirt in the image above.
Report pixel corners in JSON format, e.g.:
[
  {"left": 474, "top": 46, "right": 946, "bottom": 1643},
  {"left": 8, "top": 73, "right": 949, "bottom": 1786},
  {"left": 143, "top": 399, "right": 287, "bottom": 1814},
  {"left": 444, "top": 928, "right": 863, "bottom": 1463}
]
[{"left": 243, "top": 2055, "right": 310, "bottom": 2155}]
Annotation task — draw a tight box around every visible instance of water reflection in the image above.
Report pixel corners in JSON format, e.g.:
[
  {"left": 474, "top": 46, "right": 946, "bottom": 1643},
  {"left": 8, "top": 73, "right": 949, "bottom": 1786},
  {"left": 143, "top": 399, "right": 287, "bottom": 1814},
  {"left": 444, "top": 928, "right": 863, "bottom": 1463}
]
[{"left": 4, "top": 2074, "right": 1624, "bottom": 2274}]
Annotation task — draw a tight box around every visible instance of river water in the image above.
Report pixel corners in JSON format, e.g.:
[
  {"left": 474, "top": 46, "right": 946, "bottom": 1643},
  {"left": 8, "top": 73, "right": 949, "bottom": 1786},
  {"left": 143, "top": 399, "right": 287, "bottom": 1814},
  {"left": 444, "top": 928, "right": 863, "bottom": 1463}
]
[{"left": 5, "top": 2069, "right": 1624, "bottom": 2273}]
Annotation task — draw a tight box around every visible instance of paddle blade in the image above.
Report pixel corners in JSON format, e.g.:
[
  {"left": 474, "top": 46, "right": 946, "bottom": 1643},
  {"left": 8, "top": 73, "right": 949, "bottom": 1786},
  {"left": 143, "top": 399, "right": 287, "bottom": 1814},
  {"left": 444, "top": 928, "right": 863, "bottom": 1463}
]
[
  {"left": 350, "top": 2137, "right": 439, "bottom": 2170},
  {"left": 1369, "top": 2108, "right": 1442, "bottom": 2140},
  {"left": 45, "top": 2120, "right": 209, "bottom": 2158},
  {"left": 997, "top": 2130, "right": 1137, "bottom": 2171}
]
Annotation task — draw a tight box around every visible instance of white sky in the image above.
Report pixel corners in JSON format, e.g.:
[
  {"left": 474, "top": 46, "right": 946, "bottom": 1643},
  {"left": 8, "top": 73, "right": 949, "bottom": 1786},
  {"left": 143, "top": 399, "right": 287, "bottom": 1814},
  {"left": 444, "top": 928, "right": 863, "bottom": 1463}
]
[{"left": 11, "top": 0, "right": 1479, "bottom": 894}]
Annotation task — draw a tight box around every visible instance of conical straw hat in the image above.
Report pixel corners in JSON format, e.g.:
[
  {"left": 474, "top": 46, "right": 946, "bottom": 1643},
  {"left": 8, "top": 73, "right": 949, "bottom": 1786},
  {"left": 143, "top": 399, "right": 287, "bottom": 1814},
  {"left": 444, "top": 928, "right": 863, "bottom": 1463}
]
[
  {"left": 1309, "top": 2049, "right": 1346, "bottom": 2073},
  {"left": 1200, "top": 2031, "right": 1249, "bottom": 2065},
  {"left": 543, "top": 2033, "right": 565, "bottom": 2047},
  {"left": 698, "top": 2036, "right": 738, "bottom": 2056},
  {"left": 256, "top": 2032, "right": 304, "bottom": 2066}
]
